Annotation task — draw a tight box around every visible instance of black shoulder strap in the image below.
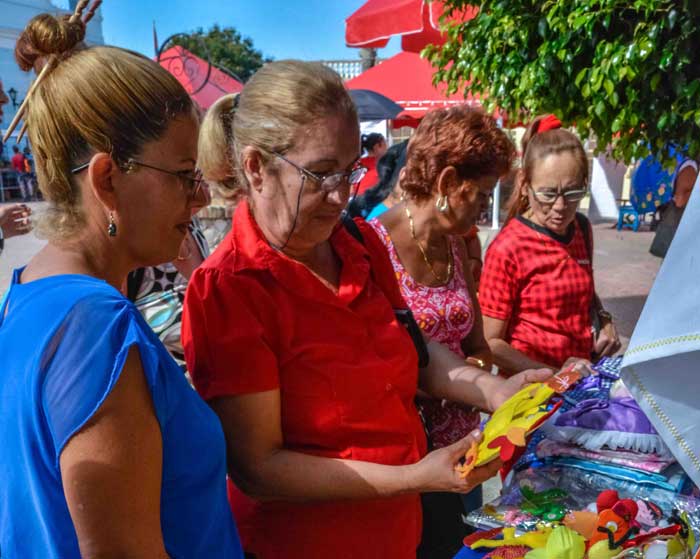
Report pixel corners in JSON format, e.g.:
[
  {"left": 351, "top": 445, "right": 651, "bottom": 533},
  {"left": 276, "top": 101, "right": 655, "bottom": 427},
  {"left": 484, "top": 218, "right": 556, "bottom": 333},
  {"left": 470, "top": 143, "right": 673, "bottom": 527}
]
[
  {"left": 341, "top": 211, "right": 364, "bottom": 243},
  {"left": 576, "top": 213, "right": 593, "bottom": 262},
  {"left": 126, "top": 267, "right": 146, "bottom": 302},
  {"left": 340, "top": 212, "right": 430, "bottom": 368}
]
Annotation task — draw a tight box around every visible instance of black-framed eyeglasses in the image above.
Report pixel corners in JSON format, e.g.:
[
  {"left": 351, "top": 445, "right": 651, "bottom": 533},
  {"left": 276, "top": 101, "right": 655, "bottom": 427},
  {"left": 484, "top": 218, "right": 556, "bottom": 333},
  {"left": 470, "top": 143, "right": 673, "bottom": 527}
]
[
  {"left": 529, "top": 185, "right": 588, "bottom": 205},
  {"left": 71, "top": 158, "right": 206, "bottom": 201},
  {"left": 272, "top": 152, "right": 367, "bottom": 194}
]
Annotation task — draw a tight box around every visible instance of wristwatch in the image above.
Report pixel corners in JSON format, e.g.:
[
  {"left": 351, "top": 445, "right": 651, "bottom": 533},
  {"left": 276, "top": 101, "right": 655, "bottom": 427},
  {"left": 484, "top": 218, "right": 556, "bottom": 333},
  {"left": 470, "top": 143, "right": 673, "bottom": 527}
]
[{"left": 596, "top": 308, "right": 613, "bottom": 322}]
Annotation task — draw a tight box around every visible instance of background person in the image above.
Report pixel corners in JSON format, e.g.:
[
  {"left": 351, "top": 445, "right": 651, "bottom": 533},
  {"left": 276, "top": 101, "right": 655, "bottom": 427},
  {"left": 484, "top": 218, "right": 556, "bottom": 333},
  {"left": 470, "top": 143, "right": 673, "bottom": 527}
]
[
  {"left": 480, "top": 115, "right": 621, "bottom": 376},
  {"left": 0, "top": 10, "right": 242, "bottom": 559},
  {"left": 184, "top": 61, "right": 552, "bottom": 559},
  {"left": 369, "top": 106, "right": 514, "bottom": 559},
  {"left": 357, "top": 131, "right": 388, "bottom": 195},
  {"left": 0, "top": 202, "right": 32, "bottom": 256},
  {"left": 347, "top": 139, "right": 407, "bottom": 220}
]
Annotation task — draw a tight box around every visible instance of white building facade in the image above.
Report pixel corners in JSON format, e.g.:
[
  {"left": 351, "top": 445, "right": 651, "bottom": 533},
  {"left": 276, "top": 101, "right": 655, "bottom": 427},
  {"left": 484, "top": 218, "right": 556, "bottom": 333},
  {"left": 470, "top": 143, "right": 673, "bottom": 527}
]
[{"left": 1, "top": 0, "right": 103, "bottom": 149}]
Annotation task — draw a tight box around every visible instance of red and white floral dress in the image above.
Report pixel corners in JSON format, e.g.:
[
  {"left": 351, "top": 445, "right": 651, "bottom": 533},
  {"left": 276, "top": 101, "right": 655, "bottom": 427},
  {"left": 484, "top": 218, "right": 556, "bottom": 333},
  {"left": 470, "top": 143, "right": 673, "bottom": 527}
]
[{"left": 369, "top": 218, "right": 481, "bottom": 448}]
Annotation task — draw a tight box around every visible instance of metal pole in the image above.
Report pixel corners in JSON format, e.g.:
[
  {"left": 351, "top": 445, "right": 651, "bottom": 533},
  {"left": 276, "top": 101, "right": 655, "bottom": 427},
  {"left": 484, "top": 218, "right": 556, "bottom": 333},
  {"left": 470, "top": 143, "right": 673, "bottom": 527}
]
[{"left": 491, "top": 180, "right": 501, "bottom": 230}]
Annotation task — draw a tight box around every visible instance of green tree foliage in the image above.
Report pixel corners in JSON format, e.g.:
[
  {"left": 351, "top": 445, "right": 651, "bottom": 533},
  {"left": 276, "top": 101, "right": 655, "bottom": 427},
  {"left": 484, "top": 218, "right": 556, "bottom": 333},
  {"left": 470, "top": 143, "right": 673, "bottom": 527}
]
[
  {"left": 426, "top": 1, "right": 700, "bottom": 164},
  {"left": 171, "top": 24, "right": 271, "bottom": 82}
]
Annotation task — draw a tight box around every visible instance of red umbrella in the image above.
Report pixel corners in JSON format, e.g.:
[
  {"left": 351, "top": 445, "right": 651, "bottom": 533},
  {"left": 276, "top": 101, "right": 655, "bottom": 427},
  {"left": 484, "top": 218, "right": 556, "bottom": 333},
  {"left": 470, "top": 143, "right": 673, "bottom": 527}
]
[
  {"left": 158, "top": 46, "right": 244, "bottom": 109},
  {"left": 345, "top": 0, "right": 477, "bottom": 53},
  {"left": 345, "top": 51, "right": 484, "bottom": 124}
]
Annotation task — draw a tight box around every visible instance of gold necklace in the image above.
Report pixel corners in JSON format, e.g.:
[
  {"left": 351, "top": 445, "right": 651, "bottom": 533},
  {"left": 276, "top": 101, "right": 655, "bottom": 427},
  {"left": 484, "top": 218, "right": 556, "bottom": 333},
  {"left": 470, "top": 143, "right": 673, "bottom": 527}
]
[{"left": 404, "top": 202, "right": 453, "bottom": 283}]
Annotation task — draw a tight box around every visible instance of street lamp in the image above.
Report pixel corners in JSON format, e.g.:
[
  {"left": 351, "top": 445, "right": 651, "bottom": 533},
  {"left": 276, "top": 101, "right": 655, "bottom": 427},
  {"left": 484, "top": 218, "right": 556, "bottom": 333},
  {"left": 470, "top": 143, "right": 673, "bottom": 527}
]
[{"left": 7, "top": 87, "right": 20, "bottom": 108}]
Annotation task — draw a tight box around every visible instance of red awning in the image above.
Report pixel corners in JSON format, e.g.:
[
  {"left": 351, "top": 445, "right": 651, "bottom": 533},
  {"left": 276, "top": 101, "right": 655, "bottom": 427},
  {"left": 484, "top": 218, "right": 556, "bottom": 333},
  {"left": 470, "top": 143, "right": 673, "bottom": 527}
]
[
  {"left": 345, "top": 0, "right": 477, "bottom": 53},
  {"left": 345, "top": 51, "right": 483, "bottom": 122},
  {"left": 158, "top": 46, "right": 243, "bottom": 109}
]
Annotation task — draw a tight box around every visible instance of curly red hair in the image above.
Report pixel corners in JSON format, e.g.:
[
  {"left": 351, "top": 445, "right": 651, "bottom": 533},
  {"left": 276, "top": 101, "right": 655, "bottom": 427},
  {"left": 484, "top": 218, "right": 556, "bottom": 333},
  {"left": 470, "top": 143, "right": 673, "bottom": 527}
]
[{"left": 401, "top": 106, "right": 515, "bottom": 201}]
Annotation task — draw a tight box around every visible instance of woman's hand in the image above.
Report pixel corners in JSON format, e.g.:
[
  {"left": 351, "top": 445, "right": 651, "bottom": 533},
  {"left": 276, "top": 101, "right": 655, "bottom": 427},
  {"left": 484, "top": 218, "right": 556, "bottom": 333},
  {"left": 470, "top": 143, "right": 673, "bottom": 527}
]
[
  {"left": 487, "top": 368, "right": 554, "bottom": 411},
  {"left": 408, "top": 431, "right": 501, "bottom": 494},
  {"left": 593, "top": 320, "right": 621, "bottom": 358},
  {"left": 0, "top": 203, "right": 32, "bottom": 238},
  {"left": 561, "top": 356, "right": 594, "bottom": 376}
]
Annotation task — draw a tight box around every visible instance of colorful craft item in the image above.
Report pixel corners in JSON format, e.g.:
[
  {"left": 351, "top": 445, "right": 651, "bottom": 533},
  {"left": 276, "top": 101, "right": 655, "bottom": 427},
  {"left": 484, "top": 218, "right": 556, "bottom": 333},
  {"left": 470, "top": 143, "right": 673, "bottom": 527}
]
[
  {"left": 483, "top": 546, "right": 531, "bottom": 559},
  {"left": 543, "top": 397, "right": 669, "bottom": 454},
  {"left": 622, "top": 525, "right": 681, "bottom": 550},
  {"left": 546, "top": 368, "right": 582, "bottom": 394},
  {"left": 587, "top": 491, "right": 641, "bottom": 558},
  {"left": 635, "top": 500, "right": 664, "bottom": 527},
  {"left": 666, "top": 511, "right": 695, "bottom": 558},
  {"left": 475, "top": 381, "right": 561, "bottom": 467},
  {"left": 564, "top": 511, "right": 599, "bottom": 540},
  {"left": 464, "top": 528, "right": 504, "bottom": 548},
  {"left": 524, "top": 526, "right": 586, "bottom": 559},
  {"left": 520, "top": 486, "right": 568, "bottom": 522},
  {"left": 456, "top": 440, "right": 479, "bottom": 478},
  {"left": 468, "top": 527, "right": 553, "bottom": 551}
]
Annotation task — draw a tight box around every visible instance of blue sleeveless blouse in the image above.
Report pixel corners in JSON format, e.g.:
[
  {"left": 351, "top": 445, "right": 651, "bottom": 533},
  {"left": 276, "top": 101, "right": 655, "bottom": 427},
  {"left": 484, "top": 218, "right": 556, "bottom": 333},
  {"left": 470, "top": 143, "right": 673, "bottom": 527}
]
[{"left": 0, "top": 269, "right": 243, "bottom": 558}]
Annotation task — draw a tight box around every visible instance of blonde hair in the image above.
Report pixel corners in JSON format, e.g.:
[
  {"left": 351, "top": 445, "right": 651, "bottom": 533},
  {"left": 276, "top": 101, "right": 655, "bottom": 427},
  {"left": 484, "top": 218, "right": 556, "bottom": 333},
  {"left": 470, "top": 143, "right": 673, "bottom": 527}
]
[
  {"left": 198, "top": 60, "right": 357, "bottom": 196},
  {"left": 16, "top": 13, "right": 193, "bottom": 239}
]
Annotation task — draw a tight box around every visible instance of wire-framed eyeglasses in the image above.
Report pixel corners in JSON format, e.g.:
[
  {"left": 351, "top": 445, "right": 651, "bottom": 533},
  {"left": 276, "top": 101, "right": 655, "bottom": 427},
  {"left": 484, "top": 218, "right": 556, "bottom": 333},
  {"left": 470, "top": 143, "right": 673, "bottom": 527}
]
[
  {"left": 272, "top": 152, "right": 367, "bottom": 194},
  {"left": 529, "top": 185, "right": 588, "bottom": 205},
  {"left": 71, "top": 158, "right": 206, "bottom": 201}
]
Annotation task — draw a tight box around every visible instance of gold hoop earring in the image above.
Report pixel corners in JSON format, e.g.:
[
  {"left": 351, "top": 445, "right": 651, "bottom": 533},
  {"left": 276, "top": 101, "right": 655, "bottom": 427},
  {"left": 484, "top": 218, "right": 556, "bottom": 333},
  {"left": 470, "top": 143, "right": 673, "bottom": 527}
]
[
  {"left": 436, "top": 195, "right": 449, "bottom": 213},
  {"left": 107, "top": 212, "right": 117, "bottom": 237}
]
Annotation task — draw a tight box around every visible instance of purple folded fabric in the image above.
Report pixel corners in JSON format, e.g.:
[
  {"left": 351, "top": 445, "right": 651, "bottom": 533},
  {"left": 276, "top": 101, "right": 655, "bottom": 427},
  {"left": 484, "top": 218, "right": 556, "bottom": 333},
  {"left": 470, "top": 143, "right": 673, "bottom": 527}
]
[{"left": 543, "top": 397, "right": 671, "bottom": 455}]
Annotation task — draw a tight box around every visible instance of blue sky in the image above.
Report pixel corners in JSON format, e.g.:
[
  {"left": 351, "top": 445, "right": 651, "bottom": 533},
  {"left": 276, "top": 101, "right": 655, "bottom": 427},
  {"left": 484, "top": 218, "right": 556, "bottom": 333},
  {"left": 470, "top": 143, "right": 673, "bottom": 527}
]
[{"left": 100, "top": 0, "right": 401, "bottom": 61}]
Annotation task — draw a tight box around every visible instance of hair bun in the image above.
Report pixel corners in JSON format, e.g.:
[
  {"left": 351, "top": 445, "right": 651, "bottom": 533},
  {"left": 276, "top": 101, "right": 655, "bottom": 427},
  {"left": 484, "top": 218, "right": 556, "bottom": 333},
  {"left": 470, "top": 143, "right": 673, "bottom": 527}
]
[{"left": 15, "top": 14, "right": 85, "bottom": 72}]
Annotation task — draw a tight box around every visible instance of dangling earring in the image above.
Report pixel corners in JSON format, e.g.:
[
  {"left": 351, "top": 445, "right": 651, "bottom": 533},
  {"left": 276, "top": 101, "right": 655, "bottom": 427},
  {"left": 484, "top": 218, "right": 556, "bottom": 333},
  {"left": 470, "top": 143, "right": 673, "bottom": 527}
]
[
  {"left": 176, "top": 232, "right": 193, "bottom": 261},
  {"left": 107, "top": 212, "right": 117, "bottom": 237},
  {"left": 436, "top": 194, "right": 449, "bottom": 213}
]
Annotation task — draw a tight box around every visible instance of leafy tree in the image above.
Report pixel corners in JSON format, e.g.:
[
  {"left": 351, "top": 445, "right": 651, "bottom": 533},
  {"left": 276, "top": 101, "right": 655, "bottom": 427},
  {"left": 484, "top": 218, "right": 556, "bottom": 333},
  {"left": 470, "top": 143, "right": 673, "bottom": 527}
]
[
  {"left": 171, "top": 24, "right": 272, "bottom": 82},
  {"left": 426, "top": 1, "right": 700, "bottom": 164}
]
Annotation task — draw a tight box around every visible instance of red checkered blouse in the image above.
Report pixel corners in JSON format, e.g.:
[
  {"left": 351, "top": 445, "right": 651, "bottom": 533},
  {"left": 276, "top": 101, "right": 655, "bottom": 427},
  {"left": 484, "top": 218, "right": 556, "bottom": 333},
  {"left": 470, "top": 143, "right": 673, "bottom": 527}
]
[{"left": 479, "top": 214, "right": 594, "bottom": 369}]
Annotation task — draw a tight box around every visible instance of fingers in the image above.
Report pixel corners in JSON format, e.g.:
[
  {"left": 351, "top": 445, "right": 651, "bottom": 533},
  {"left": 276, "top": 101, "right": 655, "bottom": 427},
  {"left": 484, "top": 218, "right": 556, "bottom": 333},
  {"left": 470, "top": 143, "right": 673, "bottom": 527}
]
[
  {"left": 524, "top": 368, "right": 554, "bottom": 383},
  {"left": 448, "top": 430, "right": 483, "bottom": 460},
  {"left": 3, "top": 213, "right": 33, "bottom": 238},
  {"left": 458, "top": 459, "right": 502, "bottom": 491},
  {"left": 568, "top": 360, "right": 593, "bottom": 377}
]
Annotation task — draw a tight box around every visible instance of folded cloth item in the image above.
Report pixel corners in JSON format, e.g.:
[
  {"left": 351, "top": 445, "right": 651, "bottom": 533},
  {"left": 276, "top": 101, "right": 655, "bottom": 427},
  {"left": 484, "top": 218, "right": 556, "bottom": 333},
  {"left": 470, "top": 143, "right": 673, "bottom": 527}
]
[
  {"left": 541, "top": 457, "right": 687, "bottom": 493},
  {"left": 542, "top": 397, "right": 671, "bottom": 455},
  {"left": 536, "top": 440, "right": 676, "bottom": 473}
]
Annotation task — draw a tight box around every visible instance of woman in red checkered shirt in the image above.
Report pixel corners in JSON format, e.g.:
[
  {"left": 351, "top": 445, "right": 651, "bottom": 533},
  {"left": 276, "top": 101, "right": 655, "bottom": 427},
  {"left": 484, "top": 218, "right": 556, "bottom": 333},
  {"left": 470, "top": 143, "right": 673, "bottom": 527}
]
[{"left": 480, "top": 116, "right": 621, "bottom": 375}]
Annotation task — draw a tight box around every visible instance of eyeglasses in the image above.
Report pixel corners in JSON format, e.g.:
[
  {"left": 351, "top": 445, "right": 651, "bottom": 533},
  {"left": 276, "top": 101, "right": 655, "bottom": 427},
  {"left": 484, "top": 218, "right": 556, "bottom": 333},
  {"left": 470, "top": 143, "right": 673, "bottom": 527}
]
[
  {"left": 71, "top": 158, "right": 206, "bottom": 201},
  {"left": 529, "top": 185, "right": 588, "bottom": 205},
  {"left": 272, "top": 152, "right": 367, "bottom": 194}
]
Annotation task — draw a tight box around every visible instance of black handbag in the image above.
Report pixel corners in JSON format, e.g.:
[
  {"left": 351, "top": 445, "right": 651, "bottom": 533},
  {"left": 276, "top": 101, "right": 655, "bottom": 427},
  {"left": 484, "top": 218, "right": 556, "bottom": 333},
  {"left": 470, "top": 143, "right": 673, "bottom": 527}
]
[{"left": 649, "top": 202, "right": 685, "bottom": 258}]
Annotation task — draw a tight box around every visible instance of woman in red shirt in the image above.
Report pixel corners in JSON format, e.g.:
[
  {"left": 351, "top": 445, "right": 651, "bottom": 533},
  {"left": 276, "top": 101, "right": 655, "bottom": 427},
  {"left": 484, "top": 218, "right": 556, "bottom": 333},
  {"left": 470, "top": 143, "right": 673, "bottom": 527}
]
[
  {"left": 479, "top": 116, "right": 621, "bottom": 375},
  {"left": 356, "top": 132, "right": 388, "bottom": 195},
  {"left": 183, "top": 61, "right": 551, "bottom": 559}
]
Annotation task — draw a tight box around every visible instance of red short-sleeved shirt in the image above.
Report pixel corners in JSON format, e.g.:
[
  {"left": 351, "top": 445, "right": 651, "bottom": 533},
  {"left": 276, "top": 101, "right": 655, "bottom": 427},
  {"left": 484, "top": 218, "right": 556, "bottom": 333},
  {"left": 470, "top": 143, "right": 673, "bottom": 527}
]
[
  {"left": 478, "top": 215, "right": 594, "bottom": 369},
  {"left": 11, "top": 153, "right": 25, "bottom": 173},
  {"left": 357, "top": 155, "right": 378, "bottom": 195},
  {"left": 182, "top": 201, "right": 427, "bottom": 559}
]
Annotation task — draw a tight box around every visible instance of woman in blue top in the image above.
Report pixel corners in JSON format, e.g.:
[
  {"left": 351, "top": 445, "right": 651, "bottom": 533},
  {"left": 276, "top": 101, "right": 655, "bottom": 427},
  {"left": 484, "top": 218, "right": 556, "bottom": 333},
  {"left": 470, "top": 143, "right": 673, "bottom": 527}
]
[{"left": 0, "top": 8, "right": 242, "bottom": 559}]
